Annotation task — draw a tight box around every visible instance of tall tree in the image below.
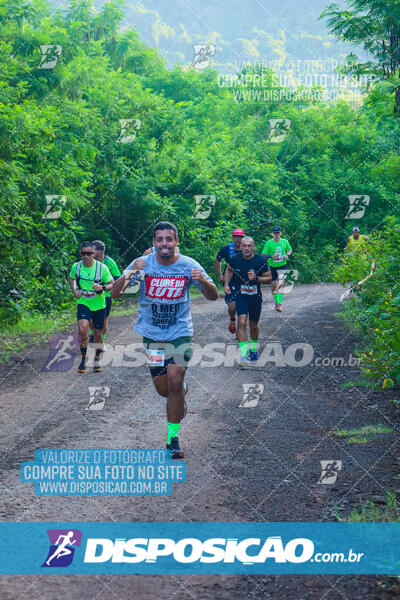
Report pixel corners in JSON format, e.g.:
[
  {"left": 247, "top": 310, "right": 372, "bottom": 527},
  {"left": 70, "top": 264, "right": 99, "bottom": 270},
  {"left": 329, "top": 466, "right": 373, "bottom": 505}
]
[{"left": 321, "top": 1, "right": 400, "bottom": 115}]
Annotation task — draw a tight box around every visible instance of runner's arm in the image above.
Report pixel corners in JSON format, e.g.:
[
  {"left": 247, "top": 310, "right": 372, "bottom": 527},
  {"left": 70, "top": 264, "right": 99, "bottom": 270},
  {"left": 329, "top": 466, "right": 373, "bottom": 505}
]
[
  {"left": 111, "top": 258, "right": 145, "bottom": 298},
  {"left": 223, "top": 264, "right": 233, "bottom": 294},
  {"left": 109, "top": 259, "right": 122, "bottom": 278},
  {"left": 93, "top": 278, "right": 114, "bottom": 293},
  {"left": 191, "top": 269, "right": 218, "bottom": 300},
  {"left": 68, "top": 277, "right": 82, "bottom": 299},
  {"left": 111, "top": 274, "right": 131, "bottom": 298},
  {"left": 143, "top": 248, "right": 152, "bottom": 256},
  {"left": 215, "top": 256, "right": 224, "bottom": 282},
  {"left": 215, "top": 248, "right": 227, "bottom": 283},
  {"left": 93, "top": 265, "right": 114, "bottom": 293},
  {"left": 257, "top": 270, "right": 272, "bottom": 285}
]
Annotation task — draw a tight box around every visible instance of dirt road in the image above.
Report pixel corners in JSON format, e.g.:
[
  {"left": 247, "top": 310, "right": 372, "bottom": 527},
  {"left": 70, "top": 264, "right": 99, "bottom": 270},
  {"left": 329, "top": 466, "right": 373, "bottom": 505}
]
[{"left": 0, "top": 284, "right": 399, "bottom": 599}]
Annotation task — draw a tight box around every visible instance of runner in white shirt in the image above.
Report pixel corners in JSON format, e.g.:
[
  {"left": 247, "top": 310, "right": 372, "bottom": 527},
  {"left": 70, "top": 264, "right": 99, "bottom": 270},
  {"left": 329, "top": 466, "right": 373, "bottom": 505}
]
[{"left": 112, "top": 221, "right": 218, "bottom": 458}]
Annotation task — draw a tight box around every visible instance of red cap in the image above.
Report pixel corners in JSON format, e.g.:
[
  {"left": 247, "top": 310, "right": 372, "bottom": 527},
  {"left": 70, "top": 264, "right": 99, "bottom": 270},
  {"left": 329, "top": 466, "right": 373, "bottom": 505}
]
[{"left": 232, "top": 228, "right": 245, "bottom": 236}]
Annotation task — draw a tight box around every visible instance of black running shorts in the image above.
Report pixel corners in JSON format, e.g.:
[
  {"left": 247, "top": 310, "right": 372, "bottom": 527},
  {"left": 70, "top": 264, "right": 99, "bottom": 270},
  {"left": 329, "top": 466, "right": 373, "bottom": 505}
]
[
  {"left": 235, "top": 294, "right": 262, "bottom": 323},
  {"left": 143, "top": 336, "right": 193, "bottom": 377},
  {"left": 77, "top": 304, "right": 106, "bottom": 330},
  {"left": 270, "top": 265, "right": 286, "bottom": 281}
]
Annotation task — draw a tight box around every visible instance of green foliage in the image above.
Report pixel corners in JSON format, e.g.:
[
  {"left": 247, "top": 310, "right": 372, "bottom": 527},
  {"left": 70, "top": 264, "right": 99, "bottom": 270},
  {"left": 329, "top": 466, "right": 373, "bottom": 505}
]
[
  {"left": 333, "top": 423, "right": 393, "bottom": 444},
  {"left": 0, "top": 0, "right": 400, "bottom": 326},
  {"left": 347, "top": 490, "right": 400, "bottom": 522},
  {"left": 321, "top": 1, "right": 400, "bottom": 115},
  {"left": 334, "top": 217, "right": 400, "bottom": 387}
]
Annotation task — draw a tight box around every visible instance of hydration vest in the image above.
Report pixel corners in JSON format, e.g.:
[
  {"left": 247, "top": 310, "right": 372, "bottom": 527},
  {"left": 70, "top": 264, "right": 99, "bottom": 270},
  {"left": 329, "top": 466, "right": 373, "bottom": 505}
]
[{"left": 75, "top": 260, "right": 102, "bottom": 290}]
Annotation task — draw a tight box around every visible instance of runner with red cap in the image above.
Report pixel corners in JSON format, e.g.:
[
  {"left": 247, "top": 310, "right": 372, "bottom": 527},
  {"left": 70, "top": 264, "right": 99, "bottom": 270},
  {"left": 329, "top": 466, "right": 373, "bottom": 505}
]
[{"left": 215, "top": 228, "right": 245, "bottom": 334}]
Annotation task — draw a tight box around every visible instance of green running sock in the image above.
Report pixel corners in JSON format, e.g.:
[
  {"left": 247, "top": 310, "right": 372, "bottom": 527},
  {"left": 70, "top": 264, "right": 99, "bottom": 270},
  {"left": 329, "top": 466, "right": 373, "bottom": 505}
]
[
  {"left": 250, "top": 338, "right": 258, "bottom": 353},
  {"left": 238, "top": 341, "right": 248, "bottom": 357},
  {"left": 167, "top": 422, "right": 180, "bottom": 444},
  {"left": 276, "top": 293, "right": 284, "bottom": 304},
  {"left": 102, "top": 333, "right": 106, "bottom": 342},
  {"left": 273, "top": 293, "right": 278, "bottom": 303}
]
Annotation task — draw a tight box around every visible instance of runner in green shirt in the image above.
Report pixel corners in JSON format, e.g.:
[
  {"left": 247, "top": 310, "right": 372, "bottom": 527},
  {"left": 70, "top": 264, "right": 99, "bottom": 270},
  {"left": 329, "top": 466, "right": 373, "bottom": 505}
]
[
  {"left": 262, "top": 226, "right": 293, "bottom": 312},
  {"left": 68, "top": 241, "right": 113, "bottom": 373},
  {"left": 92, "top": 240, "right": 121, "bottom": 343}
]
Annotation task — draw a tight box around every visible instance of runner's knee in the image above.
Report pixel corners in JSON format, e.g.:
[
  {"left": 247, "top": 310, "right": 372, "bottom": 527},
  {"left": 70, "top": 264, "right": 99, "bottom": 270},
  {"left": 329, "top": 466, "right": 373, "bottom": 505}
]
[
  {"left": 167, "top": 368, "right": 185, "bottom": 395},
  {"left": 238, "top": 315, "right": 247, "bottom": 327},
  {"left": 78, "top": 323, "right": 89, "bottom": 336}
]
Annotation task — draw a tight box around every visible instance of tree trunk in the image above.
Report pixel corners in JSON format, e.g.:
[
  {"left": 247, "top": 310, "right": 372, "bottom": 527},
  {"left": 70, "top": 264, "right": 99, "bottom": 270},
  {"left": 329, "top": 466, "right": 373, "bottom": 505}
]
[{"left": 395, "top": 86, "right": 400, "bottom": 117}]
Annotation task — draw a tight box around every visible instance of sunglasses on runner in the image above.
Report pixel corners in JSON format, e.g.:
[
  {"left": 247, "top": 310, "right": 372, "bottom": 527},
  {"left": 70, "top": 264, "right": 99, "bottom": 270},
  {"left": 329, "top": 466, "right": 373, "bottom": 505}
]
[{"left": 80, "top": 251, "right": 94, "bottom": 256}]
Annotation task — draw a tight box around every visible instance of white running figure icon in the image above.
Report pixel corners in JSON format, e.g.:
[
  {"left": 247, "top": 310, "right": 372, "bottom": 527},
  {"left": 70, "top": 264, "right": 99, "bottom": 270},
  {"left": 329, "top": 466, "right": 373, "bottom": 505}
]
[
  {"left": 44, "top": 335, "right": 75, "bottom": 370},
  {"left": 46, "top": 531, "right": 77, "bottom": 566}
]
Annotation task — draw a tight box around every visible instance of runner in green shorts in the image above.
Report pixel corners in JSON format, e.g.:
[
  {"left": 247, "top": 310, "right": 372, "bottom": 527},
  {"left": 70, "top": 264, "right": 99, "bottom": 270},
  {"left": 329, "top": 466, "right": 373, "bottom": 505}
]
[
  {"left": 68, "top": 241, "right": 113, "bottom": 373},
  {"left": 111, "top": 221, "right": 218, "bottom": 459},
  {"left": 262, "top": 226, "right": 293, "bottom": 312},
  {"left": 92, "top": 240, "right": 121, "bottom": 344}
]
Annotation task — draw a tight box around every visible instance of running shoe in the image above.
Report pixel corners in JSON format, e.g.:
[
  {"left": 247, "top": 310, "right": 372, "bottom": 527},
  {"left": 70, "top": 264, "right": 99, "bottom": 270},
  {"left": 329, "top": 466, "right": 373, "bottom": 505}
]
[
  {"left": 77, "top": 358, "right": 87, "bottom": 373},
  {"left": 166, "top": 436, "right": 184, "bottom": 459},
  {"left": 228, "top": 320, "right": 236, "bottom": 334},
  {"left": 276, "top": 303, "right": 282, "bottom": 312},
  {"left": 250, "top": 350, "right": 258, "bottom": 362},
  {"left": 239, "top": 355, "right": 251, "bottom": 368},
  {"left": 93, "top": 358, "right": 103, "bottom": 373}
]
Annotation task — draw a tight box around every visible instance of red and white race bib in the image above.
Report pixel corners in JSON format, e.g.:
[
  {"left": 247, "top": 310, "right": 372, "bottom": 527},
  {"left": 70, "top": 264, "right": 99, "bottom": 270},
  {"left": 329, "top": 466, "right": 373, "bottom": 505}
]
[
  {"left": 81, "top": 290, "right": 96, "bottom": 298},
  {"left": 241, "top": 284, "right": 257, "bottom": 295},
  {"left": 145, "top": 349, "right": 165, "bottom": 367},
  {"left": 273, "top": 247, "right": 283, "bottom": 262},
  {"left": 145, "top": 276, "right": 187, "bottom": 300}
]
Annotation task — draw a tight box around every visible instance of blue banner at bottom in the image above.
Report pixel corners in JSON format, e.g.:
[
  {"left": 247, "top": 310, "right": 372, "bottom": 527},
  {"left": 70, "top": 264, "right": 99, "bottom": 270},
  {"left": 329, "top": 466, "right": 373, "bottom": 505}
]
[{"left": 0, "top": 522, "right": 399, "bottom": 574}]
